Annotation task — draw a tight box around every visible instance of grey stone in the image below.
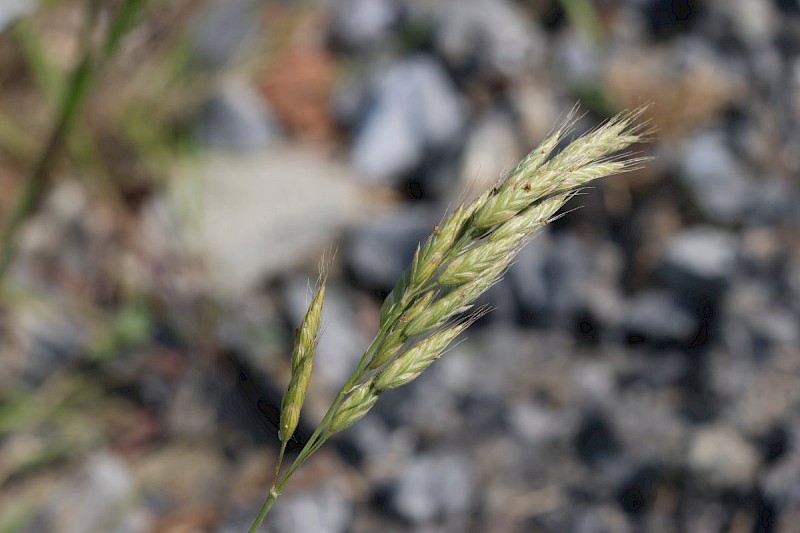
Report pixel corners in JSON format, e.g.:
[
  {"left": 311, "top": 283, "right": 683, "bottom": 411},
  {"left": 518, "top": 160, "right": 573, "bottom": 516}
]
[
  {"left": 346, "top": 416, "right": 413, "bottom": 460},
  {"left": 216, "top": 295, "right": 283, "bottom": 367},
  {"left": 459, "top": 109, "right": 522, "bottom": 193},
  {"left": 344, "top": 207, "right": 434, "bottom": 291},
  {"left": 714, "top": 0, "right": 777, "bottom": 45},
  {"left": 679, "top": 131, "right": 755, "bottom": 223},
  {"left": 391, "top": 375, "right": 463, "bottom": 440},
  {"left": 611, "top": 396, "right": 687, "bottom": 464},
  {"left": 511, "top": 233, "right": 625, "bottom": 328},
  {"left": 681, "top": 502, "right": 729, "bottom": 533},
  {"left": 688, "top": 425, "right": 760, "bottom": 490},
  {"left": 762, "top": 448, "right": 800, "bottom": 508},
  {"left": 198, "top": 81, "right": 282, "bottom": 151},
  {"left": 624, "top": 290, "right": 696, "bottom": 345},
  {"left": 662, "top": 226, "right": 739, "bottom": 292},
  {"left": 508, "top": 82, "right": 560, "bottom": 148},
  {"left": 724, "top": 280, "right": 799, "bottom": 353},
  {"left": 351, "top": 56, "right": 467, "bottom": 184},
  {"left": 163, "top": 147, "right": 373, "bottom": 298},
  {"left": 329, "top": 0, "right": 399, "bottom": 51},
  {"left": 571, "top": 506, "right": 633, "bottom": 533},
  {"left": 749, "top": 179, "right": 800, "bottom": 224},
  {"left": 430, "top": 0, "right": 543, "bottom": 79},
  {"left": 35, "top": 453, "right": 133, "bottom": 533},
  {"left": 392, "top": 455, "right": 475, "bottom": 524},
  {"left": 509, "top": 403, "right": 566, "bottom": 447},
  {"left": 571, "top": 362, "right": 616, "bottom": 407}
]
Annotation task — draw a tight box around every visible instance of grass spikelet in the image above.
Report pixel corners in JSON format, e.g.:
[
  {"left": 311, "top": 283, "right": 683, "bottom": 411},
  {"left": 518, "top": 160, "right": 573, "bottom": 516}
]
[
  {"left": 327, "top": 381, "right": 379, "bottom": 434},
  {"left": 373, "top": 318, "right": 475, "bottom": 392},
  {"left": 278, "top": 271, "right": 327, "bottom": 443}
]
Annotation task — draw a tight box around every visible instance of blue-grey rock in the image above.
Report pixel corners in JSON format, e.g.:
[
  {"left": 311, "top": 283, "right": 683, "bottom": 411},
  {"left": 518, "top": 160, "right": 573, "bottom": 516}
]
[
  {"left": 661, "top": 226, "right": 739, "bottom": 294},
  {"left": 191, "top": 0, "right": 261, "bottom": 68},
  {"left": 344, "top": 207, "right": 434, "bottom": 291},
  {"left": 624, "top": 290, "right": 697, "bottom": 346},
  {"left": 430, "top": 0, "right": 543, "bottom": 79},
  {"left": 545, "top": 236, "right": 620, "bottom": 325},
  {"left": 511, "top": 233, "right": 626, "bottom": 329},
  {"left": 392, "top": 454, "right": 475, "bottom": 524},
  {"left": 749, "top": 179, "right": 800, "bottom": 224},
  {"left": 679, "top": 131, "right": 755, "bottom": 223},
  {"left": 198, "top": 81, "right": 282, "bottom": 151},
  {"left": 346, "top": 416, "right": 413, "bottom": 461},
  {"left": 329, "top": 0, "right": 399, "bottom": 51},
  {"left": 610, "top": 395, "right": 687, "bottom": 463},
  {"left": 351, "top": 56, "right": 467, "bottom": 184},
  {"left": 553, "top": 30, "right": 604, "bottom": 86}
]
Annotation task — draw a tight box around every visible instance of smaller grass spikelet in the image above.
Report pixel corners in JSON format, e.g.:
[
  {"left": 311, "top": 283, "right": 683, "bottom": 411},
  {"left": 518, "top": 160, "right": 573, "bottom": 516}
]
[{"left": 278, "top": 273, "right": 327, "bottom": 444}]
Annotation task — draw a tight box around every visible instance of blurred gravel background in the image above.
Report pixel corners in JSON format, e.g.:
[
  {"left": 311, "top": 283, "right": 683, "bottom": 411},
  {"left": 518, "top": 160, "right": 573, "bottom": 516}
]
[{"left": 1, "top": 1, "right": 799, "bottom": 532}]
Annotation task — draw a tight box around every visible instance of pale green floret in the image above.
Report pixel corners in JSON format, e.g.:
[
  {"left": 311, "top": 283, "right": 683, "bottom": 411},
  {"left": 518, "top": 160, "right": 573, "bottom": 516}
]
[
  {"left": 471, "top": 123, "right": 571, "bottom": 229},
  {"left": 437, "top": 235, "right": 521, "bottom": 286},
  {"left": 403, "top": 290, "right": 437, "bottom": 321},
  {"left": 471, "top": 186, "right": 540, "bottom": 229},
  {"left": 404, "top": 255, "right": 511, "bottom": 337},
  {"left": 327, "top": 381, "right": 379, "bottom": 434},
  {"left": 557, "top": 160, "right": 629, "bottom": 191},
  {"left": 488, "top": 193, "right": 572, "bottom": 243},
  {"left": 373, "top": 321, "right": 471, "bottom": 392},
  {"left": 413, "top": 198, "right": 484, "bottom": 286},
  {"left": 367, "top": 325, "right": 407, "bottom": 370}
]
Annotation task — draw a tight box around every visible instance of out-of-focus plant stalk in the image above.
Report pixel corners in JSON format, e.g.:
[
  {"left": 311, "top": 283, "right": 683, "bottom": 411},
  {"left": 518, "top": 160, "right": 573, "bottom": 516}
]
[{"left": 0, "top": 0, "right": 149, "bottom": 280}]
